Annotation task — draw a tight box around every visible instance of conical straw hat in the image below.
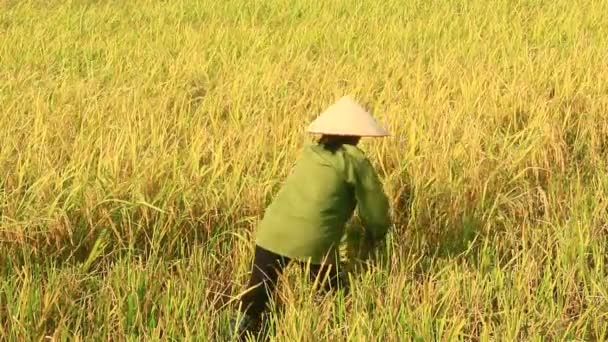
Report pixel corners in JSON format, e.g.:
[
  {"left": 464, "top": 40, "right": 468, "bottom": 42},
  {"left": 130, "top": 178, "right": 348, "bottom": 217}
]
[{"left": 307, "top": 96, "right": 390, "bottom": 137}]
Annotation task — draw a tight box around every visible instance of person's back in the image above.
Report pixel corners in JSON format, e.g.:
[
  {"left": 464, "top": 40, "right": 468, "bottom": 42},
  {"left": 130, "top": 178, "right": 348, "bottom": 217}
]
[{"left": 256, "top": 143, "right": 359, "bottom": 264}]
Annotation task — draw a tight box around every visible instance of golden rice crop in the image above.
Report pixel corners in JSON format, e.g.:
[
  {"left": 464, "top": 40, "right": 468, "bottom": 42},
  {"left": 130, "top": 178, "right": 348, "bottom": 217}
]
[{"left": 1, "top": 0, "right": 607, "bottom": 340}]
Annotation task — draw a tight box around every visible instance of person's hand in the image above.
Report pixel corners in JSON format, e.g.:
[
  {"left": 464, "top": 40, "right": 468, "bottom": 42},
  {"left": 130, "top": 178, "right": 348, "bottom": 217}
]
[
  {"left": 359, "top": 228, "right": 392, "bottom": 271},
  {"left": 342, "top": 223, "right": 390, "bottom": 273},
  {"left": 340, "top": 225, "right": 364, "bottom": 272}
]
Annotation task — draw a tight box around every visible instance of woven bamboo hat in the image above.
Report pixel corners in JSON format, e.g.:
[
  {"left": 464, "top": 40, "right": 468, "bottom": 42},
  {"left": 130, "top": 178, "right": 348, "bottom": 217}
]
[{"left": 307, "top": 96, "right": 389, "bottom": 137}]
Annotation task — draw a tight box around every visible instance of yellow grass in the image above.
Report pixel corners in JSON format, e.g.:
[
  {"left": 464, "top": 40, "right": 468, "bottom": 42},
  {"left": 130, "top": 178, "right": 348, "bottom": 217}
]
[{"left": 1, "top": 0, "right": 607, "bottom": 340}]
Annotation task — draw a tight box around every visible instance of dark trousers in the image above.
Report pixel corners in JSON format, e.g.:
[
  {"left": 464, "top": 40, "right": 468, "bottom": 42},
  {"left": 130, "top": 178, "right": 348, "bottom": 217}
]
[{"left": 239, "top": 245, "right": 348, "bottom": 320}]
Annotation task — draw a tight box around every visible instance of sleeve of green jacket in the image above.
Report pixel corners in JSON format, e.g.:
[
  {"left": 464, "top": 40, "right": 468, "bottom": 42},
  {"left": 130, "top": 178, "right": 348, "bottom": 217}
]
[{"left": 344, "top": 148, "right": 391, "bottom": 244}]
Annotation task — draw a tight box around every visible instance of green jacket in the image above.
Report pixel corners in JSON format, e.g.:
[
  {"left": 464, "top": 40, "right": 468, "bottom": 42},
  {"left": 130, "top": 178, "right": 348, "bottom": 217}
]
[{"left": 255, "top": 143, "right": 391, "bottom": 264}]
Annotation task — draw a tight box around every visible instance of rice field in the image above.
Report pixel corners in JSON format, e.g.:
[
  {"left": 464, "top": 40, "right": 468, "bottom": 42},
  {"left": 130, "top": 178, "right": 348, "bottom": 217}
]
[{"left": 1, "top": 0, "right": 608, "bottom": 340}]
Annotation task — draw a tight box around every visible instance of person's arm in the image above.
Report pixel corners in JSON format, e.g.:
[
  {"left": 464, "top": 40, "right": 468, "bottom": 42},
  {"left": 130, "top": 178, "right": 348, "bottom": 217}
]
[
  {"left": 355, "top": 157, "right": 391, "bottom": 245},
  {"left": 344, "top": 148, "right": 391, "bottom": 246}
]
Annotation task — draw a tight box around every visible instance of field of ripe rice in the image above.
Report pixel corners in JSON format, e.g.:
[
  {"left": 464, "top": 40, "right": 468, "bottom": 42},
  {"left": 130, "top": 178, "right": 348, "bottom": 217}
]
[{"left": 1, "top": 0, "right": 608, "bottom": 340}]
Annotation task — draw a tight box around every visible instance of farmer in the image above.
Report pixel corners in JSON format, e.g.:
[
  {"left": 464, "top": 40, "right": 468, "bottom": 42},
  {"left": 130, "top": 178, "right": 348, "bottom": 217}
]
[{"left": 231, "top": 95, "right": 391, "bottom": 339}]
